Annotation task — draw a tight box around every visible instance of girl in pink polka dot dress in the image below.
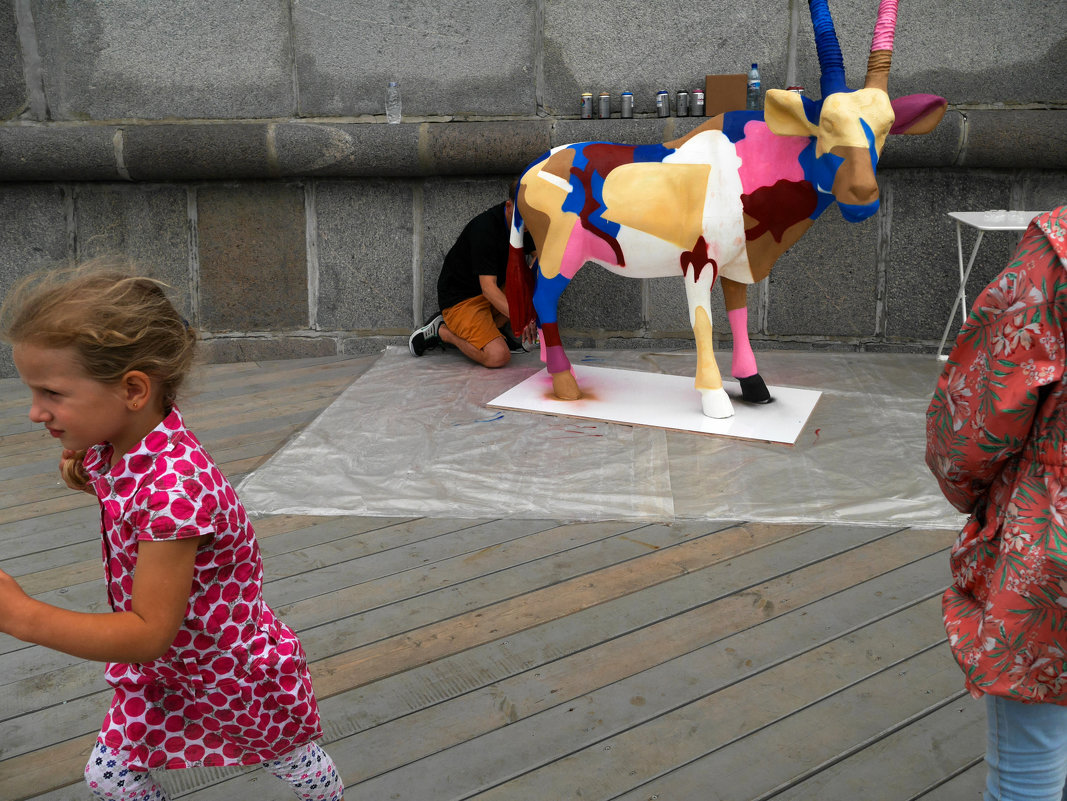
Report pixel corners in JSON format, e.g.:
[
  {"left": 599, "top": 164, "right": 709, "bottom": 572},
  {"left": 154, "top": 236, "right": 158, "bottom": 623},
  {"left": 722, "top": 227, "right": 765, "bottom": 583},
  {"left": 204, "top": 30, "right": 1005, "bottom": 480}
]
[{"left": 0, "top": 265, "right": 343, "bottom": 800}]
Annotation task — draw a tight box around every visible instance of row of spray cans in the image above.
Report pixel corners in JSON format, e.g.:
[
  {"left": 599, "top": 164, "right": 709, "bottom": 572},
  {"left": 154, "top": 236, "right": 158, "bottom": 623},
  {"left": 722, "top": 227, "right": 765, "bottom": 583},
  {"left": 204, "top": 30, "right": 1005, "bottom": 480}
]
[{"left": 580, "top": 89, "right": 706, "bottom": 120}]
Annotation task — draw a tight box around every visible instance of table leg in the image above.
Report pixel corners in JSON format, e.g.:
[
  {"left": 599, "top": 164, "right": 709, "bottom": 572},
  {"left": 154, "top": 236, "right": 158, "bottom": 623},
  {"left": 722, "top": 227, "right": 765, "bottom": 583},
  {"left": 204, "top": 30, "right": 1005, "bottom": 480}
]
[{"left": 936, "top": 224, "right": 986, "bottom": 359}]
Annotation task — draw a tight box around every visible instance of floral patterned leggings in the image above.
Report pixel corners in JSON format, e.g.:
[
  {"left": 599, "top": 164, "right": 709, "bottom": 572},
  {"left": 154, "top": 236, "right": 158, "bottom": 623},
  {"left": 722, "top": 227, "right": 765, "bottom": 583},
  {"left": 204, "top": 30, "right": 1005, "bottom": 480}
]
[{"left": 85, "top": 739, "right": 344, "bottom": 800}]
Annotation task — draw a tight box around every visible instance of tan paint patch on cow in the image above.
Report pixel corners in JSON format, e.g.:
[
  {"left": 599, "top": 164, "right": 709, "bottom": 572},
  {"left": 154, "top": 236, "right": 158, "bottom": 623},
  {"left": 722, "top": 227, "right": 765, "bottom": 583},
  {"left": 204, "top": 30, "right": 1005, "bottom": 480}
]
[
  {"left": 693, "top": 306, "right": 722, "bottom": 391},
  {"left": 543, "top": 147, "right": 576, "bottom": 184},
  {"left": 521, "top": 153, "right": 581, "bottom": 280},
  {"left": 664, "top": 117, "right": 726, "bottom": 150},
  {"left": 600, "top": 163, "right": 711, "bottom": 250},
  {"left": 739, "top": 216, "right": 815, "bottom": 283},
  {"left": 765, "top": 87, "right": 893, "bottom": 157}
]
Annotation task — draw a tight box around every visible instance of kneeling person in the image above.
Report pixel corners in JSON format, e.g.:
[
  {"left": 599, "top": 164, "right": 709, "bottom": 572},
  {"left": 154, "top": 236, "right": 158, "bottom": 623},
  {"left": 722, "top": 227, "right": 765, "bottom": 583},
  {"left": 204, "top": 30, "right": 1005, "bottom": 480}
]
[{"left": 409, "top": 195, "right": 534, "bottom": 367}]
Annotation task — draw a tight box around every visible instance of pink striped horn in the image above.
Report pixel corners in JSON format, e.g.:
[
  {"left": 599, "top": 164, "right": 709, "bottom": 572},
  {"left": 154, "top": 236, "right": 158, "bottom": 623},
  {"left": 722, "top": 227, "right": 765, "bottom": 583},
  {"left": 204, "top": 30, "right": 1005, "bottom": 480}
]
[{"left": 865, "top": 0, "right": 898, "bottom": 91}]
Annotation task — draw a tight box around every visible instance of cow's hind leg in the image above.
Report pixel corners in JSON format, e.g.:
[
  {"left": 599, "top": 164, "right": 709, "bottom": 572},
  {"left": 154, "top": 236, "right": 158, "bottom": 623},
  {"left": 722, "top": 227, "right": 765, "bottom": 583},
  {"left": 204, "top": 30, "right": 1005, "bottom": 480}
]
[{"left": 721, "top": 277, "right": 771, "bottom": 404}]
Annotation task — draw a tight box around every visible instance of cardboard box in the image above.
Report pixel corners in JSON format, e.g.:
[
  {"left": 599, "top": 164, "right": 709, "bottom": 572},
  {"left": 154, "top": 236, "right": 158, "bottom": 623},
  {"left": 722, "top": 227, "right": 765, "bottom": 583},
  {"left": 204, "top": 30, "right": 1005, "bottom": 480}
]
[{"left": 704, "top": 74, "right": 748, "bottom": 117}]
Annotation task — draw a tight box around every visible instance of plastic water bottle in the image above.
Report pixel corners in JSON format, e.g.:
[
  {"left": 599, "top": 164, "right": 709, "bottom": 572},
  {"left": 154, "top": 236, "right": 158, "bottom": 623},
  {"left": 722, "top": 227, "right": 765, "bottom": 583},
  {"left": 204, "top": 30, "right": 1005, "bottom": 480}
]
[
  {"left": 386, "top": 81, "right": 401, "bottom": 124},
  {"left": 746, "top": 63, "right": 761, "bottom": 110}
]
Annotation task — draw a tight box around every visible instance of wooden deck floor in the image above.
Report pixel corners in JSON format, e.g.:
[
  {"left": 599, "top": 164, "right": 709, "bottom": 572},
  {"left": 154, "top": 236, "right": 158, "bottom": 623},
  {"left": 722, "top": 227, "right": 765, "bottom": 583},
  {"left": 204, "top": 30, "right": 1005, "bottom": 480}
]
[{"left": 0, "top": 355, "right": 985, "bottom": 800}]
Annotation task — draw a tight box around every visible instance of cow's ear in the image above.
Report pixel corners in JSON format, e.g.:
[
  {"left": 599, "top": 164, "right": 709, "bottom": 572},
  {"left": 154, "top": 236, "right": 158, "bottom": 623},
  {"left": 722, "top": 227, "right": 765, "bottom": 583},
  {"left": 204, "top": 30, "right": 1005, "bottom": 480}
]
[
  {"left": 890, "top": 94, "right": 947, "bottom": 135},
  {"left": 764, "top": 89, "right": 819, "bottom": 138}
]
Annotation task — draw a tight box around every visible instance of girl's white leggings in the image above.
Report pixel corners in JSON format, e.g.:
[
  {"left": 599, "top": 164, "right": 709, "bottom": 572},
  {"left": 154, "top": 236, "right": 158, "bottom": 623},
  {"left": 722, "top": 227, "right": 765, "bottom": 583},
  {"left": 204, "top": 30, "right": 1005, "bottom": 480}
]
[{"left": 84, "top": 738, "right": 344, "bottom": 800}]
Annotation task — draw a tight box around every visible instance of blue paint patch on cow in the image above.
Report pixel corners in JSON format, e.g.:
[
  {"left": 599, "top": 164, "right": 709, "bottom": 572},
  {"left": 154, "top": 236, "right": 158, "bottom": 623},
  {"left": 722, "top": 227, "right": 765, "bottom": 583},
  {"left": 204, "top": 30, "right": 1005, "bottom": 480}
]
[
  {"left": 532, "top": 270, "right": 571, "bottom": 325},
  {"left": 585, "top": 169, "right": 621, "bottom": 239},
  {"left": 838, "top": 198, "right": 879, "bottom": 222},
  {"left": 794, "top": 140, "right": 841, "bottom": 219},
  {"left": 722, "top": 111, "right": 763, "bottom": 143},
  {"left": 862, "top": 117, "right": 879, "bottom": 164},
  {"left": 802, "top": 95, "right": 824, "bottom": 126},
  {"left": 633, "top": 143, "right": 674, "bottom": 162}
]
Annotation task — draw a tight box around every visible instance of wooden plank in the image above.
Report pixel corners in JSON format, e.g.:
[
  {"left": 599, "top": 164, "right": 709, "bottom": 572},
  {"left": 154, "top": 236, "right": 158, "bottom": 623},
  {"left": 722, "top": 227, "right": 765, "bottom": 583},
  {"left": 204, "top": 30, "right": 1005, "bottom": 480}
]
[
  {"left": 0, "top": 352, "right": 976, "bottom": 801},
  {"left": 0, "top": 521, "right": 808, "bottom": 798},
  {"left": 768, "top": 695, "right": 984, "bottom": 800},
  {"left": 0, "top": 659, "right": 107, "bottom": 720},
  {"left": 0, "top": 492, "right": 98, "bottom": 527},
  {"left": 48, "top": 527, "right": 949, "bottom": 801},
  {"left": 918, "top": 761, "right": 987, "bottom": 800},
  {"left": 266, "top": 518, "right": 641, "bottom": 611},
  {"left": 0, "top": 507, "right": 99, "bottom": 563},
  {"left": 467, "top": 605, "right": 960, "bottom": 797},
  {"left": 0, "top": 733, "right": 97, "bottom": 801},
  {"left": 2, "top": 518, "right": 547, "bottom": 754},
  {"left": 340, "top": 596, "right": 953, "bottom": 799},
  {"left": 308, "top": 539, "right": 953, "bottom": 790},
  {"left": 307, "top": 521, "right": 821, "bottom": 694},
  {"left": 322, "top": 535, "right": 951, "bottom": 798}
]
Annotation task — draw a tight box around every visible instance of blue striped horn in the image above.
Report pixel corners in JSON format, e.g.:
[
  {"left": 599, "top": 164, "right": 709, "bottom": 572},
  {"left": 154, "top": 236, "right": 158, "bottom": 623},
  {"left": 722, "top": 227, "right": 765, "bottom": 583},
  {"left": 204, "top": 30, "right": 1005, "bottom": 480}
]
[{"left": 809, "top": 0, "right": 849, "bottom": 97}]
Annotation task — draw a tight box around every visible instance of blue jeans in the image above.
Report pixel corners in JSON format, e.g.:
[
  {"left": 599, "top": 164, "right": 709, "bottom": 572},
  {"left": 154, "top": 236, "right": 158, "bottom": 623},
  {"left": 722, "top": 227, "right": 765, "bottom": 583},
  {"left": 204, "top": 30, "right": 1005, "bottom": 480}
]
[{"left": 986, "top": 695, "right": 1067, "bottom": 801}]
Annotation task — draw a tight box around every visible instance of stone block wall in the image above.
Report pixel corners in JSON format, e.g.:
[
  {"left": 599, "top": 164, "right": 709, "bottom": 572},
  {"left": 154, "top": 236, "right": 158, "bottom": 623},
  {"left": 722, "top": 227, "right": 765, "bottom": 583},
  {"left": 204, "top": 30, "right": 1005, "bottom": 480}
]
[{"left": 1, "top": 0, "right": 1065, "bottom": 376}]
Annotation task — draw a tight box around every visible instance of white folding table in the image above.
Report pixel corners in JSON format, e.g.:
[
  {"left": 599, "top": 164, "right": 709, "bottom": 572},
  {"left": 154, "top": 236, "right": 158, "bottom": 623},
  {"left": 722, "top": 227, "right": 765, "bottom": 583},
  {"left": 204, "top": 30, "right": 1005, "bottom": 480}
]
[{"left": 936, "top": 210, "right": 1045, "bottom": 359}]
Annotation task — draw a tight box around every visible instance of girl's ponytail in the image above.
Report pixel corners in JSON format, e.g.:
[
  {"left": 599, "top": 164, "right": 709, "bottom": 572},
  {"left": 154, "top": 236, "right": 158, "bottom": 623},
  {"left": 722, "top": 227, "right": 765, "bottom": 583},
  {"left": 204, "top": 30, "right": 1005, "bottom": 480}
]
[{"left": 60, "top": 451, "right": 91, "bottom": 493}]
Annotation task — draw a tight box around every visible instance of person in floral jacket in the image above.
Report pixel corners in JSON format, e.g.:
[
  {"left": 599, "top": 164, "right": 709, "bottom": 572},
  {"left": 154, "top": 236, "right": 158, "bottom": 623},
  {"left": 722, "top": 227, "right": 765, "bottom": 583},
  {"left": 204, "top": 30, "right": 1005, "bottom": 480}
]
[{"left": 927, "top": 206, "right": 1067, "bottom": 800}]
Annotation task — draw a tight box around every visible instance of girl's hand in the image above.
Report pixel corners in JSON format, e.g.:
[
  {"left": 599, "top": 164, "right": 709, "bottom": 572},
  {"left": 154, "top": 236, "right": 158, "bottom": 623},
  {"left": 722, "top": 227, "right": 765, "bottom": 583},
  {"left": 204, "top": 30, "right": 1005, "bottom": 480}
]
[{"left": 59, "top": 450, "right": 93, "bottom": 494}]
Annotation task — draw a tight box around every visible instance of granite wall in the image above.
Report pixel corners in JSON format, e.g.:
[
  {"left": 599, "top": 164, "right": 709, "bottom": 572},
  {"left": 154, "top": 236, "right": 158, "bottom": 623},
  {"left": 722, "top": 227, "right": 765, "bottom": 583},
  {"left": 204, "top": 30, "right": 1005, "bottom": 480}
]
[{"left": 1, "top": 0, "right": 1064, "bottom": 375}]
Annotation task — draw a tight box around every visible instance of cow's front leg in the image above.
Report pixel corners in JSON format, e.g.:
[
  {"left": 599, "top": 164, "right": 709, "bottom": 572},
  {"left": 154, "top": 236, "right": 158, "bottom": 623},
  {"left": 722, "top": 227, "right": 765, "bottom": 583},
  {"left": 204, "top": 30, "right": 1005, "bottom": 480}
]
[
  {"left": 684, "top": 275, "right": 733, "bottom": 418},
  {"left": 533, "top": 271, "right": 581, "bottom": 400},
  {"left": 721, "top": 277, "right": 771, "bottom": 404}
]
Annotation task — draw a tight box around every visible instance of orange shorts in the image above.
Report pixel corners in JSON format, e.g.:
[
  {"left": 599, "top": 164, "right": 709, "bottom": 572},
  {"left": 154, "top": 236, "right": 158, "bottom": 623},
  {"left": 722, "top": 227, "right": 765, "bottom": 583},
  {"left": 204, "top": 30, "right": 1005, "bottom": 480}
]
[{"left": 443, "top": 295, "right": 506, "bottom": 351}]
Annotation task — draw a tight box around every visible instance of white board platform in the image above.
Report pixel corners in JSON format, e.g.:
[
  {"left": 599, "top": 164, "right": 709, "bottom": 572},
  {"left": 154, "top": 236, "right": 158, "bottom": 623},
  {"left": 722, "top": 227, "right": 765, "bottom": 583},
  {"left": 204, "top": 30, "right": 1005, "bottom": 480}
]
[{"left": 488, "top": 364, "right": 821, "bottom": 445}]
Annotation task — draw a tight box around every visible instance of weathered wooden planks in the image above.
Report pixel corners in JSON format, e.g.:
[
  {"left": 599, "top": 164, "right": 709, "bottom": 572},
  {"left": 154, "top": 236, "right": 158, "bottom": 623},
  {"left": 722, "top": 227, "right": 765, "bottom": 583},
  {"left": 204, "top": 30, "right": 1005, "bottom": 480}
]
[{"left": 0, "top": 355, "right": 983, "bottom": 801}]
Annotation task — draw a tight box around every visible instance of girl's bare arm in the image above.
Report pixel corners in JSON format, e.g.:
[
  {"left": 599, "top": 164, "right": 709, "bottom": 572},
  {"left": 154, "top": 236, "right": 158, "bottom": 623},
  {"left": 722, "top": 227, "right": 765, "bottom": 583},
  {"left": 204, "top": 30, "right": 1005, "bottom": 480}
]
[{"left": 0, "top": 536, "right": 203, "bottom": 663}]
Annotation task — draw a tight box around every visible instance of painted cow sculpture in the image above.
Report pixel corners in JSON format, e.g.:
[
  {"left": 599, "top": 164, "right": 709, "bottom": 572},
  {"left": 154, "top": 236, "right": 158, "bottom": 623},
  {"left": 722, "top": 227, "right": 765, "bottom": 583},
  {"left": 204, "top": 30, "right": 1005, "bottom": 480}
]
[{"left": 506, "top": 0, "right": 947, "bottom": 418}]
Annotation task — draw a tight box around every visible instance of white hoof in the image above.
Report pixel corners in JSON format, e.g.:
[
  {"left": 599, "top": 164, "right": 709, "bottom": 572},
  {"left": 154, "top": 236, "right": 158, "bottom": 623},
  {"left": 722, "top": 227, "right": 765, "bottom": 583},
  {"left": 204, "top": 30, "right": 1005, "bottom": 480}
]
[{"left": 700, "top": 387, "right": 734, "bottom": 419}]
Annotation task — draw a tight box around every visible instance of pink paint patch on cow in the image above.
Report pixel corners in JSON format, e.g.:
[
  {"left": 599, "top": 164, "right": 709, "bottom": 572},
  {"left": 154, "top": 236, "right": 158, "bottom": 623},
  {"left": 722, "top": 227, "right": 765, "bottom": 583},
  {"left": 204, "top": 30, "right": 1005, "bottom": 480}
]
[
  {"left": 728, "top": 307, "right": 758, "bottom": 378},
  {"left": 734, "top": 121, "right": 807, "bottom": 196},
  {"left": 559, "top": 224, "right": 620, "bottom": 279},
  {"left": 545, "top": 344, "right": 571, "bottom": 374}
]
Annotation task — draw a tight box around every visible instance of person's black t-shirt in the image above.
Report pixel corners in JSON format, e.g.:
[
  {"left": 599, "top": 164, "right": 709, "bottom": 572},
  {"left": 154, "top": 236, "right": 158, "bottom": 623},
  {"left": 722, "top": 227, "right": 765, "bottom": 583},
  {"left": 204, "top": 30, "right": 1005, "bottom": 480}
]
[{"left": 436, "top": 202, "right": 532, "bottom": 311}]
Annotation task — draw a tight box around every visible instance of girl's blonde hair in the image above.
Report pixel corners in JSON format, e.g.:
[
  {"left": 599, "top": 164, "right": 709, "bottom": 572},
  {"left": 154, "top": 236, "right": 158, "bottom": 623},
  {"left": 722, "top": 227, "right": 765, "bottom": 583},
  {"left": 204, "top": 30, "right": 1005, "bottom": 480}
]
[{"left": 1, "top": 259, "right": 198, "bottom": 409}]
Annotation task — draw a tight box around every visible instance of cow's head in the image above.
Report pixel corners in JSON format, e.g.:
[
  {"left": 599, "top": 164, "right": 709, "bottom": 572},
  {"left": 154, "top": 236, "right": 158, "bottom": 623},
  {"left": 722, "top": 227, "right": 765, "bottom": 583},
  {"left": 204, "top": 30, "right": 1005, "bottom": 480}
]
[{"left": 764, "top": 0, "right": 946, "bottom": 222}]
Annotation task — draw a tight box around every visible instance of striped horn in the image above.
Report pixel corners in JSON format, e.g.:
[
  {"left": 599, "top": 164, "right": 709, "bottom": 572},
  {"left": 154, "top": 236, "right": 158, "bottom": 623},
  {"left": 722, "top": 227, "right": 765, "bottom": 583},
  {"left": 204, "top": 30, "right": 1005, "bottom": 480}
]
[
  {"left": 865, "top": 0, "right": 898, "bottom": 91},
  {"left": 809, "top": 0, "right": 848, "bottom": 97}
]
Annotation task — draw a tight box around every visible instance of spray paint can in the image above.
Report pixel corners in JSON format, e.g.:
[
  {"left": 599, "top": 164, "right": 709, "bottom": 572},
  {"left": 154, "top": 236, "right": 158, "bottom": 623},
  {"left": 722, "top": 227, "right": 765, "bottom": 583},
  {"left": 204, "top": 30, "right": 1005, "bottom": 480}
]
[
  {"left": 598, "top": 91, "right": 611, "bottom": 119},
  {"left": 655, "top": 90, "right": 669, "bottom": 117},
  {"left": 691, "top": 88, "right": 705, "bottom": 116},
  {"left": 620, "top": 91, "right": 634, "bottom": 118},
  {"left": 676, "top": 90, "right": 689, "bottom": 116},
  {"left": 580, "top": 92, "right": 593, "bottom": 119}
]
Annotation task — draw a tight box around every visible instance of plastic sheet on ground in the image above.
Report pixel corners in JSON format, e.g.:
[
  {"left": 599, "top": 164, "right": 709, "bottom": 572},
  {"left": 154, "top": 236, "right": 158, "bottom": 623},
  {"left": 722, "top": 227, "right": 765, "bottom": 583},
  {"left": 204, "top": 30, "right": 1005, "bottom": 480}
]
[{"left": 236, "top": 345, "right": 967, "bottom": 529}]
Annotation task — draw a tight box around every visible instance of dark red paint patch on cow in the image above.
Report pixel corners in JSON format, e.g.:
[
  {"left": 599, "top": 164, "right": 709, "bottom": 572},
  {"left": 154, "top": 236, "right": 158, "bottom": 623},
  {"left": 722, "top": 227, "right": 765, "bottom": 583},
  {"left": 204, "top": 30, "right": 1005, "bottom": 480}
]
[
  {"left": 742, "top": 179, "right": 818, "bottom": 242},
  {"left": 583, "top": 143, "right": 641, "bottom": 176},
  {"left": 568, "top": 143, "right": 640, "bottom": 266},
  {"left": 540, "top": 321, "right": 563, "bottom": 348},
  {"left": 680, "top": 236, "right": 718, "bottom": 283}
]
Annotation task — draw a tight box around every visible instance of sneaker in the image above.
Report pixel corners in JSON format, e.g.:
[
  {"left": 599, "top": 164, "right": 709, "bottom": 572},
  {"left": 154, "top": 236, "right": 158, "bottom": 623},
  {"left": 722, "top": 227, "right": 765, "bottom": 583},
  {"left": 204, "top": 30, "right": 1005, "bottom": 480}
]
[
  {"left": 409, "top": 313, "right": 444, "bottom": 356},
  {"left": 499, "top": 326, "right": 537, "bottom": 354},
  {"left": 500, "top": 328, "right": 525, "bottom": 353}
]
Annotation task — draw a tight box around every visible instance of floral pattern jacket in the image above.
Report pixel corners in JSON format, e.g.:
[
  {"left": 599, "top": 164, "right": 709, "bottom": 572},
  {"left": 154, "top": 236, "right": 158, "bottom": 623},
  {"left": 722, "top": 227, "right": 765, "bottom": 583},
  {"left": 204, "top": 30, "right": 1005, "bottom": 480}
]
[{"left": 927, "top": 206, "right": 1067, "bottom": 703}]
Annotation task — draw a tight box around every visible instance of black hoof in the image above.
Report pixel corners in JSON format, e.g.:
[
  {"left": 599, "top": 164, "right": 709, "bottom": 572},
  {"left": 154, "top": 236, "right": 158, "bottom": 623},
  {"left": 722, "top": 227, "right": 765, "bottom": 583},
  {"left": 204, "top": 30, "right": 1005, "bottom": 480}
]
[{"left": 738, "top": 373, "right": 772, "bottom": 404}]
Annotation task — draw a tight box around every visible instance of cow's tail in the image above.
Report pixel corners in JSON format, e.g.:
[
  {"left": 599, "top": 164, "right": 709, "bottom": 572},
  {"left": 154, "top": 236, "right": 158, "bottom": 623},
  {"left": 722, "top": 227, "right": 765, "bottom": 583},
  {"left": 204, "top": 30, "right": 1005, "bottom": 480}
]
[{"left": 505, "top": 172, "right": 537, "bottom": 335}]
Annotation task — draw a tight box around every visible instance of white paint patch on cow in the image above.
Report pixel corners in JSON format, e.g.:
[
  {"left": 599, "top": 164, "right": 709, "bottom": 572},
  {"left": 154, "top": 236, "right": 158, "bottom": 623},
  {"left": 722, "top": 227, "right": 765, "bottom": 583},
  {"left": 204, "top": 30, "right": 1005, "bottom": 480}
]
[
  {"left": 668, "top": 130, "right": 753, "bottom": 284},
  {"left": 599, "top": 228, "right": 687, "bottom": 277},
  {"left": 536, "top": 168, "right": 573, "bottom": 194}
]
